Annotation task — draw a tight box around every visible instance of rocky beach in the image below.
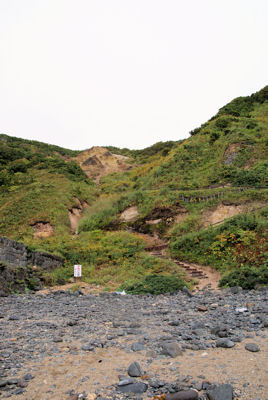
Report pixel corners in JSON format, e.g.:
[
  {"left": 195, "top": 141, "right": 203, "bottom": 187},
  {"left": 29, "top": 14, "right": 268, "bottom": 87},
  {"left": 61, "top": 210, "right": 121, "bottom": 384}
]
[{"left": 0, "top": 287, "right": 267, "bottom": 400}]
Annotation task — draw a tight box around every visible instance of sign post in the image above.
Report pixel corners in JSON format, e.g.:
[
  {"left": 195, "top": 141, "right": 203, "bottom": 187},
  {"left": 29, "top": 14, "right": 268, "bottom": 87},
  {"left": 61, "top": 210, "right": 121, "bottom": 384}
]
[{"left": 74, "top": 264, "right": 82, "bottom": 283}]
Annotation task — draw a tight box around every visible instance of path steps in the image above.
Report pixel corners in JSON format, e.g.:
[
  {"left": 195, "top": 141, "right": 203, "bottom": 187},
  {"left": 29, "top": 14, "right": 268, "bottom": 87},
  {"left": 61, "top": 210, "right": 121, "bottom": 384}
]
[{"left": 146, "top": 245, "right": 210, "bottom": 289}]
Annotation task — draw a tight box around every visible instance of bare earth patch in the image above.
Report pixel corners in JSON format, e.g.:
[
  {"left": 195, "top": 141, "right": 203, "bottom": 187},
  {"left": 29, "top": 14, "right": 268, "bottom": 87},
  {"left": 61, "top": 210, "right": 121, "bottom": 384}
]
[
  {"left": 120, "top": 206, "right": 139, "bottom": 222},
  {"left": 202, "top": 202, "right": 265, "bottom": 227},
  {"left": 31, "top": 222, "right": 54, "bottom": 239},
  {"left": 74, "top": 147, "right": 131, "bottom": 183},
  {"left": 5, "top": 336, "right": 268, "bottom": 400}
]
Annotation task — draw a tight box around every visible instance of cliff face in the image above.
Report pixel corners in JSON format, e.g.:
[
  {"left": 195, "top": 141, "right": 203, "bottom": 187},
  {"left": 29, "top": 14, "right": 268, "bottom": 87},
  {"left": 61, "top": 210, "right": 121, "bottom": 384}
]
[
  {"left": 74, "top": 146, "right": 131, "bottom": 182},
  {"left": 0, "top": 236, "right": 65, "bottom": 296},
  {"left": 0, "top": 236, "right": 63, "bottom": 270}
]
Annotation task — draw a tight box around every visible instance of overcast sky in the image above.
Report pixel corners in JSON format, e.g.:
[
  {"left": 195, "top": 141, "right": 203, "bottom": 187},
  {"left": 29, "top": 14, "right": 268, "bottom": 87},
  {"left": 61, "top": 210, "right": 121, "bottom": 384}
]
[{"left": 0, "top": 0, "right": 267, "bottom": 150}]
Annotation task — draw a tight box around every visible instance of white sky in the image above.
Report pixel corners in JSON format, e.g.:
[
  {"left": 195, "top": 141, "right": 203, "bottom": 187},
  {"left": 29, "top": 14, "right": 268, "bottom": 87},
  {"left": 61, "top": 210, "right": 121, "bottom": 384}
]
[{"left": 0, "top": 0, "right": 267, "bottom": 150}]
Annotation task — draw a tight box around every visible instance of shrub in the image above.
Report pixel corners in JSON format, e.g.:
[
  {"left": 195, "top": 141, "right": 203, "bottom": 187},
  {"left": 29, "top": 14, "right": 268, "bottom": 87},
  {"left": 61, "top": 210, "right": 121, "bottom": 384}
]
[
  {"left": 215, "top": 117, "right": 233, "bottom": 129},
  {"left": 121, "top": 274, "right": 186, "bottom": 295},
  {"left": 219, "top": 265, "right": 268, "bottom": 289},
  {"left": 210, "top": 131, "right": 220, "bottom": 144}
]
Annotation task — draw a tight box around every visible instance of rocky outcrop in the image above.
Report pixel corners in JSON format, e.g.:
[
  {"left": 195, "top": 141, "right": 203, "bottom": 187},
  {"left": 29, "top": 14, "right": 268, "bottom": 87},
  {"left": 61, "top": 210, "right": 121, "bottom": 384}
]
[
  {"left": 74, "top": 146, "right": 131, "bottom": 182},
  {"left": 0, "top": 236, "right": 63, "bottom": 271},
  {"left": 31, "top": 221, "right": 54, "bottom": 239}
]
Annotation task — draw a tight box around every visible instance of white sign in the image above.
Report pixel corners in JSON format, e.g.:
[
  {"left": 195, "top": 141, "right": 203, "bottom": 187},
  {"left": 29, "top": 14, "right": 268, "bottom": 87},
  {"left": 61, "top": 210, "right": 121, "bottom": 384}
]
[{"left": 74, "top": 265, "right": 82, "bottom": 277}]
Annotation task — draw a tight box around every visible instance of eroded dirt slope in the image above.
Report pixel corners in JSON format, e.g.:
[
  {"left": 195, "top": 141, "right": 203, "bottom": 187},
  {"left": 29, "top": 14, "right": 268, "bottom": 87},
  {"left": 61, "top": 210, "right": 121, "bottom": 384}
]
[{"left": 74, "top": 147, "right": 131, "bottom": 182}]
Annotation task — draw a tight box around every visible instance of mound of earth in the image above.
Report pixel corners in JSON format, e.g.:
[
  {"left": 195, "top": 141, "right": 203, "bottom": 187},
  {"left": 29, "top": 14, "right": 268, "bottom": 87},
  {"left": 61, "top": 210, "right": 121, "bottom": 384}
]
[{"left": 74, "top": 147, "right": 132, "bottom": 182}]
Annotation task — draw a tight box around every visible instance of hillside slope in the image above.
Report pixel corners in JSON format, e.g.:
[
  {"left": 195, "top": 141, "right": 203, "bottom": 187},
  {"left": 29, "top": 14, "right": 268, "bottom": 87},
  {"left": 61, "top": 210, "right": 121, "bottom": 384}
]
[{"left": 0, "top": 86, "right": 267, "bottom": 292}]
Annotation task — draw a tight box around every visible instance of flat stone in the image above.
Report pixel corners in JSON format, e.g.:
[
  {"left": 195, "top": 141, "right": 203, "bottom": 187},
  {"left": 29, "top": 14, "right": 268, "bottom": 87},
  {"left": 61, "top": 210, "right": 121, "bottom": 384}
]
[
  {"left": 206, "top": 383, "right": 233, "bottom": 400},
  {"left": 245, "top": 343, "right": 260, "bottom": 352},
  {"left": 81, "top": 344, "right": 94, "bottom": 351},
  {"left": 118, "top": 378, "right": 136, "bottom": 386},
  {"left": 166, "top": 390, "right": 198, "bottom": 400},
  {"left": 131, "top": 342, "right": 145, "bottom": 351},
  {"left": 117, "top": 382, "right": 148, "bottom": 394},
  {"left": 161, "top": 342, "right": 183, "bottom": 357},
  {"left": 216, "top": 338, "right": 235, "bottom": 348},
  {"left": 23, "top": 373, "right": 34, "bottom": 381},
  {"left": 17, "top": 379, "right": 28, "bottom": 388}
]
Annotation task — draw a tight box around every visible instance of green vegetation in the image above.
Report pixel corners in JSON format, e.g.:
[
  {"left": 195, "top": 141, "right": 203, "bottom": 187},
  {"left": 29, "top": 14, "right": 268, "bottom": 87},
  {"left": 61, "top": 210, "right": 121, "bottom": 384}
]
[
  {"left": 1, "top": 86, "right": 268, "bottom": 292},
  {"left": 219, "top": 265, "right": 268, "bottom": 290},
  {"left": 120, "top": 274, "right": 187, "bottom": 295},
  {"left": 106, "top": 140, "right": 179, "bottom": 164},
  {"left": 0, "top": 135, "right": 98, "bottom": 241},
  {"left": 170, "top": 210, "right": 268, "bottom": 274},
  {"left": 33, "top": 231, "right": 187, "bottom": 290}
]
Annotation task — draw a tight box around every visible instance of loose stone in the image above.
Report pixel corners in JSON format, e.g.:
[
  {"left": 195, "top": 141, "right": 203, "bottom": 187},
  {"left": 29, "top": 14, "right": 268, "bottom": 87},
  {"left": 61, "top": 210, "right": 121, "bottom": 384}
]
[
  {"left": 245, "top": 343, "right": 260, "bottom": 352},
  {"left": 127, "top": 361, "right": 143, "bottom": 377}
]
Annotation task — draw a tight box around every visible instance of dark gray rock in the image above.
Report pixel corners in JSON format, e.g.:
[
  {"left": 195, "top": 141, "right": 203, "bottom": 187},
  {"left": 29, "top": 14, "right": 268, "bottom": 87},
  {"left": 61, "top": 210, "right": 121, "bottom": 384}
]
[
  {"left": 216, "top": 338, "right": 235, "bottom": 348},
  {"left": 127, "top": 361, "right": 143, "bottom": 377},
  {"left": 245, "top": 343, "right": 260, "bottom": 352},
  {"left": 13, "top": 388, "right": 26, "bottom": 395},
  {"left": 23, "top": 374, "right": 34, "bottom": 381},
  {"left": 161, "top": 342, "right": 183, "bottom": 357},
  {"left": 131, "top": 342, "right": 145, "bottom": 351},
  {"left": 182, "top": 286, "right": 193, "bottom": 297},
  {"left": 81, "top": 344, "right": 94, "bottom": 351},
  {"left": 117, "top": 382, "right": 148, "bottom": 393},
  {"left": 206, "top": 383, "right": 233, "bottom": 400},
  {"left": 166, "top": 390, "right": 198, "bottom": 400}
]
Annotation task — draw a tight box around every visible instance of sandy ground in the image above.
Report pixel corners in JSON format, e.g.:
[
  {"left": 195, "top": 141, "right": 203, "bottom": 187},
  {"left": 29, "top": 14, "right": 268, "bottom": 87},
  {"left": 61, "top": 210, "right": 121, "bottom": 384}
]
[{"left": 5, "top": 336, "right": 268, "bottom": 400}]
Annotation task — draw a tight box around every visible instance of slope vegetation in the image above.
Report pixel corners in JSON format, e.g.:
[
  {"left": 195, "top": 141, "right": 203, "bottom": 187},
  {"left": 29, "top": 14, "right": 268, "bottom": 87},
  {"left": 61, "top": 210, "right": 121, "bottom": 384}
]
[{"left": 0, "top": 86, "right": 267, "bottom": 292}]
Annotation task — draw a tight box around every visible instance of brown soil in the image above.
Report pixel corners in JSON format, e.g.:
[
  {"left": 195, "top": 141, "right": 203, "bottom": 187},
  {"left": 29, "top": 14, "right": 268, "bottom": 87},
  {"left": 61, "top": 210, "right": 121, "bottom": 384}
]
[
  {"left": 135, "top": 232, "right": 166, "bottom": 247},
  {"left": 68, "top": 198, "right": 89, "bottom": 234},
  {"left": 192, "top": 265, "right": 220, "bottom": 291},
  {"left": 120, "top": 206, "right": 139, "bottom": 222},
  {"left": 37, "top": 282, "right": 103, "bottom": 296},
  {"left": 31, "top": 222, "right": 54, "bottom": 239},
  {"left": 202, "top": 202, "right": 265, "bottom": 227},
  {"left": 74, "top": 147, "right": 131, "bottom": 183},
  {"left": 6, "top": 335, "right": 268, "bottom": 400}
]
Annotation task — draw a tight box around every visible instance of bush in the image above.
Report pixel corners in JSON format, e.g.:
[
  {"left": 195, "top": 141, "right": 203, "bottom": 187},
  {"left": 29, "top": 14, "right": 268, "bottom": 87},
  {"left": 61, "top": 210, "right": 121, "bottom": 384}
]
[
  {"left": 219, "top": 265, "right": 268, "bottom": 289},
  {"left": 121, "top": 274, "right": 186, "bottom": 295}
]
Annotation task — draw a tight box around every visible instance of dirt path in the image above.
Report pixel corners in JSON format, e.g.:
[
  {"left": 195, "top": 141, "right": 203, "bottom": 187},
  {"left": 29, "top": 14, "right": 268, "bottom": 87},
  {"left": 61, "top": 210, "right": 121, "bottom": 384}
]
[{"left": 146, "top": 244, "right": 220, "bottom": 291}]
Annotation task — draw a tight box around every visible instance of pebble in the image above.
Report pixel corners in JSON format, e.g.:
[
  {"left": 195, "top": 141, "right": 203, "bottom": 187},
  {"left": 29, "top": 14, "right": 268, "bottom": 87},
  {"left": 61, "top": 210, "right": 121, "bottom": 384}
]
[
  {"left": 166, "top": 389, "right": 198, "bottom": 400},
  {"left": 117, "top": 382, "right": 148, "bottom": 393},
  {"left": 216, "top": 339, "right": 235, "bottom": 348},
  {"left": 127, "top": 361, "right": 143, "bottom": 377},
  {"left": 161, "top": 342, "right": 183, "bottom": 357},
  {"left": 245, "top": 343, "right": 260, "bottom": 352}
]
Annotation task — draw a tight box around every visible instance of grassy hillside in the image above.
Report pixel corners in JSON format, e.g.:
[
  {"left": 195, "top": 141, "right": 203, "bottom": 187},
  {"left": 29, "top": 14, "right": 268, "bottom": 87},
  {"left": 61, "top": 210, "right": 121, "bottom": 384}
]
[
  {"left": 0, "top": 135, "right": 98, "bottom": 241},
  {"left": 78, "top": 86, "right": 268, "bottom": 289},
  {"left": 0, "top": 86, "right": 267, "bottom": 292},
  {"left": 86, "top": 87, "right": 268, "bottom": 243}
]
